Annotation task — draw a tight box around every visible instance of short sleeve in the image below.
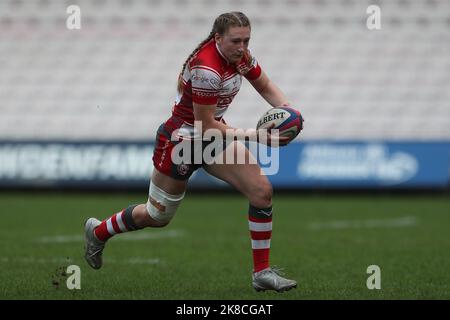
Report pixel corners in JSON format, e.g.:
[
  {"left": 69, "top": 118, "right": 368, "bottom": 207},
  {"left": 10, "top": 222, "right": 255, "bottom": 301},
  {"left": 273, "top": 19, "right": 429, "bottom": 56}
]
[
  {"left": 237, "top": 49, "right": 262, "bottom": 81},
  {"left": 244, "top": 59, "right": 262, "bottom": 81},
  {"left": 190, "top": 66, "right": 221, "bottom": 105}
]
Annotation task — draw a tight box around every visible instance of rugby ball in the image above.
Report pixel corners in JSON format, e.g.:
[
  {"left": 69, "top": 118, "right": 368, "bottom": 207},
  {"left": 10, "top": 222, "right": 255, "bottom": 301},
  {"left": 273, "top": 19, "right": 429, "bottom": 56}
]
[{"left": 256, "top": 106, "right": 303, "bottom": 142}]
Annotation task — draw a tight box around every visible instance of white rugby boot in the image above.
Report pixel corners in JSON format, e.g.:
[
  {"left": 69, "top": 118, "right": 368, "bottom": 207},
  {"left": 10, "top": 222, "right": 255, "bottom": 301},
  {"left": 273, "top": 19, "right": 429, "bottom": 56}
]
[
  {"left": 252, "top": 267, "right": 297, "bottom": 292},
  {"left": 84, "top": 218, "right": 105, "bottom": 270}
]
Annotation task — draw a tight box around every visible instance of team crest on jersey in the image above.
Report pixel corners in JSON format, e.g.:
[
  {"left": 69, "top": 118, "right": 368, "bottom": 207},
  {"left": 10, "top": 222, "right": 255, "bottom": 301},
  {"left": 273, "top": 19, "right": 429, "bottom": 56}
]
[
  {"left": 209, "top": 78, "right": 219, "bottom": 87},
  {"left": 177, "top": 163, "right": 191, "bottom": 176}
]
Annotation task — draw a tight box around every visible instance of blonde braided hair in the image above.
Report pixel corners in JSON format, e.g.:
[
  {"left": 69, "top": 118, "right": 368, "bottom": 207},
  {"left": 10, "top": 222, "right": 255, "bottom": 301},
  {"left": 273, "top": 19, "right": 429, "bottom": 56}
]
[{"left": 177, "top": 12, "right": 251, "bottom": 93}]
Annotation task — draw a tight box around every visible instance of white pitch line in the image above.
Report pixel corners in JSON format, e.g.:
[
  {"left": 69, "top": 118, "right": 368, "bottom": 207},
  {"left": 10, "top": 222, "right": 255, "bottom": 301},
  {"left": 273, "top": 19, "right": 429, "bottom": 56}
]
[
  {"left": 112, "top": 257, "right": 160, "bottom": 265},
  {"left": 0, "top": 256, "right": 160, "bottom": 265},
  {"left": 35, "top": 230, "right": 184, "bottom": 243},
  {"left": 308, "top": 216, "right": 418, "bottom": 230},
  {"left": 0, "top": 257, "right": 74, "bottom": 264}
]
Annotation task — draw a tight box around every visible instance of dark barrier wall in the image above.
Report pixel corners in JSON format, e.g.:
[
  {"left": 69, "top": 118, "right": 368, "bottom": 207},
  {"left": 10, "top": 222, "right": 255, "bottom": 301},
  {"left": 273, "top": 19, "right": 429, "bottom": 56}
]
[{"left": 0, "top": 141, "right": 449, "bottom": 189}]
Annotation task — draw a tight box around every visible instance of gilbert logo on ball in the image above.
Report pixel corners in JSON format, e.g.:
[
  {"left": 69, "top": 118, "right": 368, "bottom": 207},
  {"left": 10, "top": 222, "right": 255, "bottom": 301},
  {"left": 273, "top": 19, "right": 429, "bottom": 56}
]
[{"left": 256, "top": 106, "right": 304, "bottom": 143}]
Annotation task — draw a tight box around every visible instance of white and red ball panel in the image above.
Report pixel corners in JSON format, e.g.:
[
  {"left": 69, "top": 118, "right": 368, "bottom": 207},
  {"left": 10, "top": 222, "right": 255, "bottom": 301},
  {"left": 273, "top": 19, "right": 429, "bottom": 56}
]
[{"left": 256, "top": 106, "right": 303, "bottom": 142}]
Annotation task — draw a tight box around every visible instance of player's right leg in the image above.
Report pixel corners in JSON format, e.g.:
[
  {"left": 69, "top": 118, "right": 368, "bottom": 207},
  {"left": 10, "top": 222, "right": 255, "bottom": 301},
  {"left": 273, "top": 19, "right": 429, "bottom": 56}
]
[
  {"left": 84, "top": 169, "right": 187, "bottom": 269},
  {"left": 84, "top": 119, "right": 189, "bottom": 270}
]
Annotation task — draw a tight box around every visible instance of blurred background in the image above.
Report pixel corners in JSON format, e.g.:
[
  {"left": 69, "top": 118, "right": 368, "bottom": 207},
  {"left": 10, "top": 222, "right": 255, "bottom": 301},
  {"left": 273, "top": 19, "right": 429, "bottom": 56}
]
[
  {"left": 0, "top": 0, "right": 449, "bottom": 190},
  {"left": 0, "top": 0, "right": 450, "bottom": 300}
]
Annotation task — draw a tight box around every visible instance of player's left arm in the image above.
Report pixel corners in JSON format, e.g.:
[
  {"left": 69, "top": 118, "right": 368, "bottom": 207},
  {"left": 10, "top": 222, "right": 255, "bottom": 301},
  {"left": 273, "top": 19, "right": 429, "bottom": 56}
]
[{"left": 248, "top": 70, "right": 291, "bottom": 108}]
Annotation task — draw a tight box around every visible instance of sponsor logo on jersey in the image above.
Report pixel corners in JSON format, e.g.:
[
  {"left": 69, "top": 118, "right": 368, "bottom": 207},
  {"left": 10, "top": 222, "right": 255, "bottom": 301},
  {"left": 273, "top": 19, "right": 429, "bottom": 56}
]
[
  {"left": 177, "top": 163, "right": 191, "bottom": 176},
  {"left": 193, "top": 90, "right": 218, "bottom": 97}
]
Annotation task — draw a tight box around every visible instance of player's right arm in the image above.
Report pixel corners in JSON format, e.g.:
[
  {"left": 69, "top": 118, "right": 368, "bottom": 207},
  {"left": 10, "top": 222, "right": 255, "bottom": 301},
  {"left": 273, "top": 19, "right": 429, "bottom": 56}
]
[
  {"left": 193, "top": 102, "right": 255, "bottom": 139},
  {"left": 193, "top": 102, "right": 289, "bottom": 146}
]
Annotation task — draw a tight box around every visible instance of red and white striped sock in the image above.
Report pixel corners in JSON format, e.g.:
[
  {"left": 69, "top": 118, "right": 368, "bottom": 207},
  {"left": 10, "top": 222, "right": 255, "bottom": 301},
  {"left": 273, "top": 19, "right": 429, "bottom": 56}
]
[
  {"left": 94, "top": 205, "right": 139, "bottom": 242},
  {"left": 248, "top": 205, "right": 273, "bottom": 273}
]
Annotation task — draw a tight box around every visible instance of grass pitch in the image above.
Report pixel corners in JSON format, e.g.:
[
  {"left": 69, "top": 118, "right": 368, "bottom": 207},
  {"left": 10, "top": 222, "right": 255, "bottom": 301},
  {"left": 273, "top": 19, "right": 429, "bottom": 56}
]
[{"left": 1, "top": 191, "right": 449, "bottom": 300}]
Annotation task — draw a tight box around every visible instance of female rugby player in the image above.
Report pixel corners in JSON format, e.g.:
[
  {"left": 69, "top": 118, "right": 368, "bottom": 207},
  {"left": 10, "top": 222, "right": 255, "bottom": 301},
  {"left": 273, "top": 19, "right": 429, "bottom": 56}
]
[{"left": 85, "top": 12, "right": 302, "bottom": 292}]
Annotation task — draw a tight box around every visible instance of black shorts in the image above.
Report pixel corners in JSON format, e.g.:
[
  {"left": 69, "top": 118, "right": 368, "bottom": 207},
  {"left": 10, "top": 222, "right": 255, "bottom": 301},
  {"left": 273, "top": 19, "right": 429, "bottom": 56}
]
[{"left": 152, "top": 117, "right": 231, "bottom": 180}]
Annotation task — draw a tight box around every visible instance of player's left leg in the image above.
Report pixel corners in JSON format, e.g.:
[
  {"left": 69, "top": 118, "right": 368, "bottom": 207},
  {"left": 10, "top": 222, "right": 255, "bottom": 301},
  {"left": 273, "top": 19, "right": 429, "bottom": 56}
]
[{"left": 204, "top": 141, "right": 297, "bottom": 292}]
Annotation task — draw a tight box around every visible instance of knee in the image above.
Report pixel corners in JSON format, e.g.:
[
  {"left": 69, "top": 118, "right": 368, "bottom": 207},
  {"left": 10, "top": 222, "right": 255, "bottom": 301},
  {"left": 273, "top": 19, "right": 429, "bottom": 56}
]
[
  {"left": 136, "top": 207, "right": 171, "bottom": 228},
  {"left": 146, "top": 182, "right": 185, "bottom": 226},
  {"left": 130, "top": 204, "right": 171, "bottom": 228},
  {"left": 249, "top": 180, "right": 273, "bottom": 208}
]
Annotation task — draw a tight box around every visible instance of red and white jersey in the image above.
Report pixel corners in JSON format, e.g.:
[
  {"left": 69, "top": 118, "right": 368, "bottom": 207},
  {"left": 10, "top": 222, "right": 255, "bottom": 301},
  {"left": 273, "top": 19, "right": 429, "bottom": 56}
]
[{"left": 171, "top": 39, "right": 262, "bottom": 138}]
